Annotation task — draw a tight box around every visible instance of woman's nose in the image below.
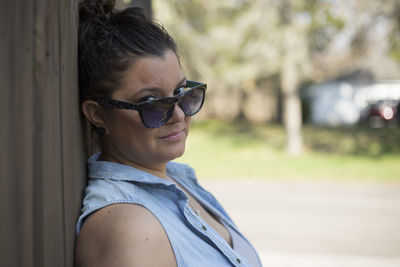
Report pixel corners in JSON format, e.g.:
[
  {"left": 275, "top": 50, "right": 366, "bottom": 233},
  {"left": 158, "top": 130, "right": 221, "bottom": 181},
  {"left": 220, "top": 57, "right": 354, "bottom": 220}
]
[{"left": 168, "top": 103, "right": 185, "bottom": 123}]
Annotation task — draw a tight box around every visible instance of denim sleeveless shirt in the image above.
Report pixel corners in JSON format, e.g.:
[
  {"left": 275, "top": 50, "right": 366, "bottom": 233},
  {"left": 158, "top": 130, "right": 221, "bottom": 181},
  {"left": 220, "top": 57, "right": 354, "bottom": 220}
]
[{"left": 76, "top": 153, "right": 262, "bottom": 267}]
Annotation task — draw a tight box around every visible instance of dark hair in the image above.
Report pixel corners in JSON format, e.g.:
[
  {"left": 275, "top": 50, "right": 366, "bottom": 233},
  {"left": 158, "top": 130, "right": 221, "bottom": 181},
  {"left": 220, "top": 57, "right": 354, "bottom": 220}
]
[{"left": 78, "top": 0, "right": 178, "bottom": 100}]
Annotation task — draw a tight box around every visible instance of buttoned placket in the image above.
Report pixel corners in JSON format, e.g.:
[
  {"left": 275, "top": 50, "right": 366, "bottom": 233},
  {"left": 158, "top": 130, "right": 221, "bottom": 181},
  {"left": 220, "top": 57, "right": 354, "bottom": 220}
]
[
  {"left": 86, "top": 156, "right": 257, "bottom": 267},
  {"left": 172, "top": 182, "right": 248, "bottom": 267}
]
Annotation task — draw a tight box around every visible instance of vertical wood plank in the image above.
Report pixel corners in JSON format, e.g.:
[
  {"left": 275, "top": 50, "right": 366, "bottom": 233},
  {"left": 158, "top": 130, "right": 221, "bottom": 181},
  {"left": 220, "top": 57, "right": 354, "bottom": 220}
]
[
  {"left": 59, "top": 0, "right": 87, "bottom": 266},
  {"left": 1, "top": 0, "right": 96, "bottom": 266},
  {"left": 33, "top": 0, "right": 65, "bottom": 266},
  {"left": 1, "top": 0, "right": 35, "bottom": 266}
]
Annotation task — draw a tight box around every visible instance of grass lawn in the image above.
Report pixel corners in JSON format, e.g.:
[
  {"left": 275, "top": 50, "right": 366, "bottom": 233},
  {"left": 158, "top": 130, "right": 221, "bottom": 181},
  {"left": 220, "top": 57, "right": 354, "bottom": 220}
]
[{"left": 176, "top": 120, "right": 400, "bottom": 182}]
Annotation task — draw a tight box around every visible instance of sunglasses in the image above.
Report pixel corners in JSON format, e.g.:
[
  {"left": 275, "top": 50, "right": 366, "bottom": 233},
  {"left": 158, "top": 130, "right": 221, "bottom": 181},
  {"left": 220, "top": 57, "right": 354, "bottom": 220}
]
[{"left": 91, "top": 80, "right": 207, "bottom": 128}]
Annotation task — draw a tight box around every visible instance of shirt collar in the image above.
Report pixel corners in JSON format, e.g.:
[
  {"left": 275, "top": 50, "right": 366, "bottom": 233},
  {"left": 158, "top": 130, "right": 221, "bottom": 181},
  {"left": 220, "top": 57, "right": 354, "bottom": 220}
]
[{"left": 87, "top": 153, "right": 192, "bottom": 186}]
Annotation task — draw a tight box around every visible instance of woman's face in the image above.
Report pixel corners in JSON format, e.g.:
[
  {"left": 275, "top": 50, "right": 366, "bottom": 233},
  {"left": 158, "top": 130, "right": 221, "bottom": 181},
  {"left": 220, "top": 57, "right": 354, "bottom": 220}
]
[{"left": 100, "top": 49, "right": 190, "bottom": 171}]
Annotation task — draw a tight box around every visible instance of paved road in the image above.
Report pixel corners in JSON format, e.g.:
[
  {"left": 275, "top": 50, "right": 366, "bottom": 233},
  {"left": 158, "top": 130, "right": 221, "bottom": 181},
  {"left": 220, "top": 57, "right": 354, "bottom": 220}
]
[{"left": 202, "top": 179, "right": 400, "bottom": 267}]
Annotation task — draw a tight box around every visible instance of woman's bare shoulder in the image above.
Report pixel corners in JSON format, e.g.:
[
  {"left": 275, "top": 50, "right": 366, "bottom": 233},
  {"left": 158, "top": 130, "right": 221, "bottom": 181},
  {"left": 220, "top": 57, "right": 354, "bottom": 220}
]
[{"left": 75, "top": 203, "right": 176, "bottom": 267}]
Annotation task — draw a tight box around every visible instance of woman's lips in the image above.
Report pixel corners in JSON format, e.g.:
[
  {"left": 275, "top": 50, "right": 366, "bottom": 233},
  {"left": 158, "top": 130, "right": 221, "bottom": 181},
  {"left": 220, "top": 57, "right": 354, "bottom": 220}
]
[{"left": 159, "top": 129, "right": 185, "bottom": 142}]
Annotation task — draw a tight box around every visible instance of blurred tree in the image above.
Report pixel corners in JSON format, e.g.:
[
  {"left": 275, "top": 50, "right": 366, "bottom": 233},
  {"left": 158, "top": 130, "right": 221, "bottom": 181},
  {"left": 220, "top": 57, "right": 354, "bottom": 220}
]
[
  {"left": 389, "top": 2, "right": 400, "bottom": 63},
  {"left": 153, "top": 0, "right": 400, "bottom": 153},
  {"left": 278, "top": 0, "right": 304, "bottom": 155},
  {"left": 154, "top": 0, "right": 283, "bottom": 121},
  {"left": 309, "top": 0, "right": 400, "bottom": 81}
]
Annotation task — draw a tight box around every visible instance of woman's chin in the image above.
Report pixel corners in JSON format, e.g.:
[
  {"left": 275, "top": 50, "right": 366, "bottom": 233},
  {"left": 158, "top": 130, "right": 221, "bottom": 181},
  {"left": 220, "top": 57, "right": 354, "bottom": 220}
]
[{"left": 163, "top": 144, "right": 186, "bottom": 162}]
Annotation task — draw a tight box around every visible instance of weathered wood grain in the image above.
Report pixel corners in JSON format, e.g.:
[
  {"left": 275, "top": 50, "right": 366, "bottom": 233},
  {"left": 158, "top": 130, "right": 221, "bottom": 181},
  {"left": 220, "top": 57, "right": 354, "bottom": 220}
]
[
  {"left": 1, "top": 1, "right": 153, "bottom": 266},
  {"left": 1, "top": 0, "right": 85, "bottom": 266}
]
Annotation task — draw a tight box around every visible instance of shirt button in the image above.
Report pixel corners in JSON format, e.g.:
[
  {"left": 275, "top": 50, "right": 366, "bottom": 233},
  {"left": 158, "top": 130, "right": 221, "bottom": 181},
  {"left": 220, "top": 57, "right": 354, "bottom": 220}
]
[
  {"left": 202, "top": 225, "right": 207, "bottom": 231},
  {"left": 186, "top": 169, "right": 191, "bottom": 174},
  {"left": 236, "top": 258, "right": 241, "bottom": 264}
]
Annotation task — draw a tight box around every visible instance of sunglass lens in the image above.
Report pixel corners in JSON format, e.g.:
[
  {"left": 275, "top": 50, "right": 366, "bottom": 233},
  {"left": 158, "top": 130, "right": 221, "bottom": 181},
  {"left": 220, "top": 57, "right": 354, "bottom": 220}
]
[
  {"left": 179, "top": 87, "right": 204, "bottom": 116},
  {"left": 141, "top": 102, "right": 172, "bottom": 128},
  {"left": 139, "top": 86, "right": 205, "bottom": 128}
]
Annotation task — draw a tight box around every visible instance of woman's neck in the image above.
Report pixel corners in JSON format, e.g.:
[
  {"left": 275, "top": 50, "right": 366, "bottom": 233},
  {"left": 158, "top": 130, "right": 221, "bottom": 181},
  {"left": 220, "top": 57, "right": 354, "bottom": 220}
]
[{"left": 98, "top": 151, "right": 168, "bottom": 179}]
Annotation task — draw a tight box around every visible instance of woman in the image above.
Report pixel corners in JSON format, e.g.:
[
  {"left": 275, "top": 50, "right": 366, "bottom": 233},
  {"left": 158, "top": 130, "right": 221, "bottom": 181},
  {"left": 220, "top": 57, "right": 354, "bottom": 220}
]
[{"left": 75, "top": 1, "right": 262, "bottom": 266}]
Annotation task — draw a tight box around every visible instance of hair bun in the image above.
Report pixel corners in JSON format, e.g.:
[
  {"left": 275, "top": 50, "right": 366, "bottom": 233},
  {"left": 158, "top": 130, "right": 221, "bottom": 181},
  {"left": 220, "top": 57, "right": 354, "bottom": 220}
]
[{"left": 79, "top": 0, "right": 116, "bottom": 22}]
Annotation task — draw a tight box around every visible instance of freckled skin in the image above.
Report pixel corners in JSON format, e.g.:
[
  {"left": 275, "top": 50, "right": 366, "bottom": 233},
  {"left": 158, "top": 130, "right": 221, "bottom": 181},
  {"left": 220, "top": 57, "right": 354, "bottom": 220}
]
[{"left": 75, "top": 203, "right": 177, "bottom": 267}]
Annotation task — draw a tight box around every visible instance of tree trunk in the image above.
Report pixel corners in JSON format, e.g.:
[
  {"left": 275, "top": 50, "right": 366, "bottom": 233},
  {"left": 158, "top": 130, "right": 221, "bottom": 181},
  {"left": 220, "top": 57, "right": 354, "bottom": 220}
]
[{"left": 281, "top": 31, "right": 303, "bottom": 155}]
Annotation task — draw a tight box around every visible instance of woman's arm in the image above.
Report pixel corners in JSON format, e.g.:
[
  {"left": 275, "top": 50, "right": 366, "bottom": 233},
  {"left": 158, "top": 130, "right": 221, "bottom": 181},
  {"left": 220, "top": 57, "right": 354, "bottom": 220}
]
[{"left": 75, "top": 203, "right": 177, "bottom": 267}]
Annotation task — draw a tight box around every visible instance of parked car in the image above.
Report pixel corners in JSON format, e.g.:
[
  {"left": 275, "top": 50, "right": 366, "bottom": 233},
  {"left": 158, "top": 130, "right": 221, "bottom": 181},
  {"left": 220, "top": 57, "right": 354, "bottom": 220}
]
[{"left": 360, "top": 100, "right": 399, "bottom": 128}]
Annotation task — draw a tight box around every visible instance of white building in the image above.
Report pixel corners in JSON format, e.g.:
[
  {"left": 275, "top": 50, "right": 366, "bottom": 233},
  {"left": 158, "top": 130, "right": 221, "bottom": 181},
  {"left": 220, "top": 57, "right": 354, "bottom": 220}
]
[{"left": 308, "top": 80, "right": 400, "bottom": 126}]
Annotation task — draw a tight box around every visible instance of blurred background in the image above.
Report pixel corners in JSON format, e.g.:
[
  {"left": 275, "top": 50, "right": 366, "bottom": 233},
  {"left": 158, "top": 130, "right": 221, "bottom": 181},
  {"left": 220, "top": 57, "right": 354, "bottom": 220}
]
[
  {"left": 120, "top": 1, "right": 400, "bottom": 266},
  {"left": 114, "top": 0, "right": 400, "bottom": 180}
]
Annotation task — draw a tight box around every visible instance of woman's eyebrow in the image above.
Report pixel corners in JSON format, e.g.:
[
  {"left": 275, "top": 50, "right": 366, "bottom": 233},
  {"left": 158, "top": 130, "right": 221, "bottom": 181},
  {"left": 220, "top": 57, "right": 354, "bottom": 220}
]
[
  {"left": 138, "top": 77, "right": 187, "bottom": 92},
  {"left": 140, "top": 77, "right": 186, "bottom": 92},
  {"left": 176, "top": 77, "right": 186, "bottom": 87},
  {"left": 128, "top": 77, "right": 187, "bottom": 99}
]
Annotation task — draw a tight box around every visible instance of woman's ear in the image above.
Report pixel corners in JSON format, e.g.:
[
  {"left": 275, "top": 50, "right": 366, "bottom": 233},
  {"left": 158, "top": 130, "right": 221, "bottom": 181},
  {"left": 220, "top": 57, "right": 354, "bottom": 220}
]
[{"left": 81, "top": 100, "right": 107, "bottom": 130}]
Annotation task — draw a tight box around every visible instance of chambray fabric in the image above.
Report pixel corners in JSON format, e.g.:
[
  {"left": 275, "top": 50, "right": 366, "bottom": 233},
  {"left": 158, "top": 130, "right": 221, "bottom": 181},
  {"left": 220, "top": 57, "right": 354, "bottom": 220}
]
[{"left": 76, "top": 153, "right": 262, "bottom": 267}]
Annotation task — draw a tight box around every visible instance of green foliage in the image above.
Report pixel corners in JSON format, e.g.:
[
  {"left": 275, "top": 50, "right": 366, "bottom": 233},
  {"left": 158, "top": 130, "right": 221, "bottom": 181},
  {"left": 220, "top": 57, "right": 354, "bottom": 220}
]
[
  {"left": 154, "top": 0, "right": 400, "bottom": 121},
  {"left": 189, "top": 120, "right": 400, "bottom": 156},
  {"left": 308, "top": 9, "right": 345, "bottom": 52},
  {"left": 302, "top": 125, "right": 400, "bottom": 156},
  {"left": 155, "top": 0, "right": 282, "bottom": 83},
  {"left": 389, "top": 4, "right": 400, "bottom": 63},
  {"left": 177, "top": 121, "right": 400, "bottom": 181}
]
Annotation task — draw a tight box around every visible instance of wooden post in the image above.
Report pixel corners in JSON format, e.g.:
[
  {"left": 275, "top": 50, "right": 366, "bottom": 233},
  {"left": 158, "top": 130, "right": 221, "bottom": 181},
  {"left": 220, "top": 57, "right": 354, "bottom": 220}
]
[{"left": 0, "top": 0, "right": 86, "bottom": 266}]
